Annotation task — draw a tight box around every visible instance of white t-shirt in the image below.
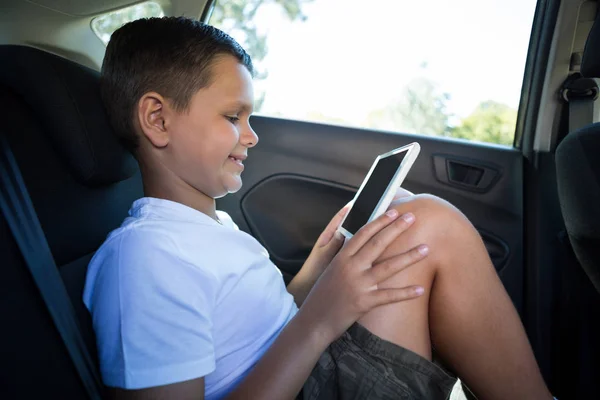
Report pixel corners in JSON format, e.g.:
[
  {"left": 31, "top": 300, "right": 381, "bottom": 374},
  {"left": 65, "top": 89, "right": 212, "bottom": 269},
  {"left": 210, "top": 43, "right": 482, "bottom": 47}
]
[{"left": 83, "top": 197, "right": 298, "bottom": 399}]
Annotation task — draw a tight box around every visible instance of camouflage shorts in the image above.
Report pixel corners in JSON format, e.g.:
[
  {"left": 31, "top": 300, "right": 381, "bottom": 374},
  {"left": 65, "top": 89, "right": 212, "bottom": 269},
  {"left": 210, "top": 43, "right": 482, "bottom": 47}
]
[{"left": 299, "top": 323, "right": 457, "bottom": 400}]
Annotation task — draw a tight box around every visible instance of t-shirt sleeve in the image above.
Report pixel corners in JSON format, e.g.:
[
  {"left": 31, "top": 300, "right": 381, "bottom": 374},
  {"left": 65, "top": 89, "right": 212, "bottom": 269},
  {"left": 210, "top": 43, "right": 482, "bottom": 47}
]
[{"left": 86, "top": 230, "right": 218, "bottom": 389}]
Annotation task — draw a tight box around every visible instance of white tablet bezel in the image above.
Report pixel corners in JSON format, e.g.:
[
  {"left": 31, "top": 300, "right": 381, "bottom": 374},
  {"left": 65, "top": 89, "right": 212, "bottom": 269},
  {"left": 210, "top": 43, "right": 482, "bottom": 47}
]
[{"left": 338, "top": 142, "right": 421, "bottom": 239}]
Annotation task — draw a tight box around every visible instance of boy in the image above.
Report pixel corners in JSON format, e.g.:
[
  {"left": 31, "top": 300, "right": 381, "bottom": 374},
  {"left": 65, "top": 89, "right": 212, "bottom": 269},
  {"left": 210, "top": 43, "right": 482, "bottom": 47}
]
[{"left": 84, "top": 17, "right": 553, "bottom": 400}]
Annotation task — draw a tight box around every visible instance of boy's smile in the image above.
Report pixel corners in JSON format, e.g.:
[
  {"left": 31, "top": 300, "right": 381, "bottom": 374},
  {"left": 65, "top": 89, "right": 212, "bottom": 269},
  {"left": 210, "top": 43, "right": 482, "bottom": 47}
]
[{"left": 227, "top": 153, "right": 247, "bottom": 170}]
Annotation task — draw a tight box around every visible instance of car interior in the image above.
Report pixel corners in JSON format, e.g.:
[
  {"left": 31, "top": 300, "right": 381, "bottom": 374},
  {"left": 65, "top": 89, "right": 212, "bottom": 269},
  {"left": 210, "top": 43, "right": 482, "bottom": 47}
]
[{"left": 0, "top": 0, "right": 599, "bottom": 398}]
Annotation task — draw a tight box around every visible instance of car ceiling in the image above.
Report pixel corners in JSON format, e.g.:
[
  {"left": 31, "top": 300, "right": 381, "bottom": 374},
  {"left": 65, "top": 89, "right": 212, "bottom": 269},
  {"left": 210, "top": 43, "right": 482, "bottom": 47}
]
[
  {"left": 0, "top": 0, "right": 211, "bottom": 69},
  {"left": 24, "top": 0, "right": 145, "bottom": 16}
]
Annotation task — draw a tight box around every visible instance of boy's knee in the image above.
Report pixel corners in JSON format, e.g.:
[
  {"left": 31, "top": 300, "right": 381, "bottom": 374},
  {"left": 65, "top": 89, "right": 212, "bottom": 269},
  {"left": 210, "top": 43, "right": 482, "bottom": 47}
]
[
  {"left": 385, "top": 193, "right": 480, "bottom": 262},
  {"left": 390, "top": 194, "right": 471, "bottom": 234}
]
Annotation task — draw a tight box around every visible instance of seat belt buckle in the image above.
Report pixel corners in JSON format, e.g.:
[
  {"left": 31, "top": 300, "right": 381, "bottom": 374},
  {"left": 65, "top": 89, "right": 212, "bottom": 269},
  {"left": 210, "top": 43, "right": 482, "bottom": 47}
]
[{"left": 560, "top": 73, "right": 600, "bottom": 102}]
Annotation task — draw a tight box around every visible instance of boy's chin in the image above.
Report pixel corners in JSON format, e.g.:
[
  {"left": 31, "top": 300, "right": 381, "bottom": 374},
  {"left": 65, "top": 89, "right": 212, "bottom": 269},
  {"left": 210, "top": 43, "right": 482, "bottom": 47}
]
[{"left": 217, "top": 177, "right": 242, "bottom": 197}]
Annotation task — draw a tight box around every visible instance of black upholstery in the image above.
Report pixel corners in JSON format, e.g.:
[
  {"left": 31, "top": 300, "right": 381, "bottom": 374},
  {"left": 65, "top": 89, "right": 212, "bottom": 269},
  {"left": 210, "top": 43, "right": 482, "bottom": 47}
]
[
  {"left": 0, "top": 45, "right": 137, "bottom": 187},
  {"left": 0, "top": 45, "right": 142, "bottom": 398},
  {"left": 581, "top": 11, "right": 600, "bottom": 78},
  {"left": 556, "top": 123, "right": 600, "bottom": 292},
  {"left": 556, "top": 10, "right": 600, "bottom": 293}
]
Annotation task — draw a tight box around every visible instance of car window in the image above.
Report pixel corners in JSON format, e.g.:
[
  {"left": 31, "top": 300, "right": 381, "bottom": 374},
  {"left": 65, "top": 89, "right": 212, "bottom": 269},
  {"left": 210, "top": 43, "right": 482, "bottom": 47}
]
[
  {"left": 210, "top": 0, "right": 537, "bottom": 146},
  {"left": 92, "top": 1, "right": 164, "bottom": 45}
]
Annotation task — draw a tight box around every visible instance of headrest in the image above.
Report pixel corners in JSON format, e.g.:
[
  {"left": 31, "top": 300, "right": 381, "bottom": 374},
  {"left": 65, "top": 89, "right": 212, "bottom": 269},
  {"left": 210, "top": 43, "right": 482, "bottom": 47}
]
[
  {"left": 582, "top": 11, "right": 600, "bottom": 78},
  {"left": 0, "top": 45, "right": 137, "bottom": 186}
]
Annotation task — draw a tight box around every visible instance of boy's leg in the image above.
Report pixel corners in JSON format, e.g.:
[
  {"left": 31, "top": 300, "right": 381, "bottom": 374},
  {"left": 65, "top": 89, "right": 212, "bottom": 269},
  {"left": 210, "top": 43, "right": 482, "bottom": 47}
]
[{"left": 357, "top": 194, "right": 552, "bottom": 400}]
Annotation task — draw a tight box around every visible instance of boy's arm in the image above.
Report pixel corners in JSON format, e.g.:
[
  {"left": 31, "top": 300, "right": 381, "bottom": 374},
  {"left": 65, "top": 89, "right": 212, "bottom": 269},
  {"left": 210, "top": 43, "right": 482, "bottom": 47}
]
[
  {"left": 287, "top": 187, "right": 415, "bottom": 306},
  {"left": 227, "top": 309, "right": 328, "bottom": 400},
  {"left": 107, "top": 379, "right": 205, "bottom": 400},
  {"left": 286, "top": 263, "right": 327, "bottom": 307},
  {"left": 286, "top": 206, "right": 348, "bottom": 306},
  {"left": 104, "top": 317, "right": 320, "bottom": 400},
  {"left": 106, "top": 312, "right": 325, "bottom": 400},
  {"left": 229, "top": 210, "right": 425, "bottom": 399},
  {"left": 108, "top": 210, "right": 425, "bottom": 400}
]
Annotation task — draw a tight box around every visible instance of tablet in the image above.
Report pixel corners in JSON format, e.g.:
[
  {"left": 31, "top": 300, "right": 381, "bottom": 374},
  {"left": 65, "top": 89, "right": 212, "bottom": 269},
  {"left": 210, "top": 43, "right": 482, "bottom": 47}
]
[{"left": 338, "top": 142, "right": 420, "bottom": 238}]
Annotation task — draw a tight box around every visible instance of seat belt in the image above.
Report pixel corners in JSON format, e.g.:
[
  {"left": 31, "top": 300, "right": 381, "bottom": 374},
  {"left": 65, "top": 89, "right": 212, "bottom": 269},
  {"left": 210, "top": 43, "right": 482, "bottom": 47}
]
[
  {"left": 0, "top": 136, "right": 103, "bottom": 399},
  {"left": 560, "top": 73, "right": 599, "bottom": 133}
]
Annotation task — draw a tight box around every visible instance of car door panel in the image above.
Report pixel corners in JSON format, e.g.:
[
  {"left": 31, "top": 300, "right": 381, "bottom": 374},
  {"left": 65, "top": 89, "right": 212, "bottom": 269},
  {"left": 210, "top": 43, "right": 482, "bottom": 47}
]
[
  {"left": 217, "top": 116, "right": 524, "bottom": 313},
  {"left": 241, "top": 174, "right": 354, "bottom": 275}
]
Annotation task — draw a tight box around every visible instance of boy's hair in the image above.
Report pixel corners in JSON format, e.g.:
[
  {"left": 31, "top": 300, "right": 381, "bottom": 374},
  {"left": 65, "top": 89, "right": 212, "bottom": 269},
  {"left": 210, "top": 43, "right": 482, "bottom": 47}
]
[{"left": 101, "top": 17, "right": 254, "bottom": 152}]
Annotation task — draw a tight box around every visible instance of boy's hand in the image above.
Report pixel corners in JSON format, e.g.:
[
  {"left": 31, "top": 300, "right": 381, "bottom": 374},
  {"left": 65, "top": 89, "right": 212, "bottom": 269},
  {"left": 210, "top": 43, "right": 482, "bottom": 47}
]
[
  {"left": 303, "top": 204, "right": 350, "bottom": 274},
  {"left": 304, "top": 186, "right": 415, "bottom": 277},
  {"left": 298, "top": 209, "right": 427, "bottom": 345},
  {"left": 286, "top": 205, "right": 349, "bottom": 305},
  {"left": 288, "top": 187, "right": 416, "bottom": 306}
]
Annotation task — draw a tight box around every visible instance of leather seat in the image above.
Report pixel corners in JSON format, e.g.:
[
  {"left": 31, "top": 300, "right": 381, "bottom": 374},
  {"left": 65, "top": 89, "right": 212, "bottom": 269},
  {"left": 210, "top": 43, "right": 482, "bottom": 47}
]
[
  {"left": 556, "top": 11, "right": 600, "bottom": 293},
  {"left": 0, "top": 45, "right": 142, "bottom": 398},
  {"left": 553, "top": 12, "right": 600, "bottom": 399}
]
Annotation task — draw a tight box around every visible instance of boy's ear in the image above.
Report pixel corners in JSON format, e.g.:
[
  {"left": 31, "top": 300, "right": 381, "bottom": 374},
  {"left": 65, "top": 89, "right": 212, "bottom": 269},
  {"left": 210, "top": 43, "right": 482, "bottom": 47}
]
[{"left": 137, "top": 92, "right": 170, "bottom": 148}]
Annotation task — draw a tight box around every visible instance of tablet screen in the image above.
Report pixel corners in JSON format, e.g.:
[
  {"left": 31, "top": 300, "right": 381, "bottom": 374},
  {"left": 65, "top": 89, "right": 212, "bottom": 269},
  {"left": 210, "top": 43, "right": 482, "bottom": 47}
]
[{"left": 342, "top": 150, "right": 408, "bottom": 235}]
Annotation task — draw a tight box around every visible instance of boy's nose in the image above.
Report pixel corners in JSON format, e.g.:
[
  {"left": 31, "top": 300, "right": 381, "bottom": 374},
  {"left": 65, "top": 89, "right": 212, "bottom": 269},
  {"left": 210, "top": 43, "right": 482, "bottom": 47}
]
[{"left": 242, "top": 125, "right": 259, "bottom": 148}]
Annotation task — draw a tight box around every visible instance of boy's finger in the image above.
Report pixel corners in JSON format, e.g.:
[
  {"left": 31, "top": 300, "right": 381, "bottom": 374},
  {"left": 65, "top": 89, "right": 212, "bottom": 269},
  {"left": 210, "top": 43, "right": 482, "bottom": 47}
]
[
  {"left": 343, "top": 209, "right": 401, "bottom": 255},
  {"left": 316, "top": 203, "right": 352, "bottom": 247},
  {"left": 353, "top": 212, "right": 415, "bottom": 264},
  {"left": 323, "top": 231, "right": 345, "bottom": 257},
  {"left": 368, "top": 286, "right": 424, "bottom": 309},
  {"left": 367, "top": 244, "right": 429, "bottom": 284}
]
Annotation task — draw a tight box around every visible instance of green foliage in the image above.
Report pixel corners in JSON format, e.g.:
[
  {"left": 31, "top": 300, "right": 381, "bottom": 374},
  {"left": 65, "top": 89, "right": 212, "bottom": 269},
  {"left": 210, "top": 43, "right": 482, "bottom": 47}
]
[
  {"left": 401, "top": 78, "right": 452, "bottom": 136},
  {"left": 366, "top": 77, "right": 452, "bottom": 137},
  {"left": 450, "top": 101, "right": 517, "bottom": 146},
  {"left": 366, "top": 75, "right": 517, "bottom": 146}
]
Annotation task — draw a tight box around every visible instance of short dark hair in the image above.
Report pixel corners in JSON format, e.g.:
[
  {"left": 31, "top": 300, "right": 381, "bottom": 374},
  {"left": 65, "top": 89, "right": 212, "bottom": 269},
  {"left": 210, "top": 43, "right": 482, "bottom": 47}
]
[{"left": 100, "top": 17, "right": 254, "bottom": 152}]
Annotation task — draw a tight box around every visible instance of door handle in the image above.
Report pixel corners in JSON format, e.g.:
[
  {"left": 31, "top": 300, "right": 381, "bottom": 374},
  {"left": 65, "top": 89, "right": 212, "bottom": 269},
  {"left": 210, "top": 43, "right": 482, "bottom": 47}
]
[
  {"left": 432, "top": 154, "right": 500, "bottom": 192},
  {"left": 447, "top": 161, "right": 484, "bottom": 186}
]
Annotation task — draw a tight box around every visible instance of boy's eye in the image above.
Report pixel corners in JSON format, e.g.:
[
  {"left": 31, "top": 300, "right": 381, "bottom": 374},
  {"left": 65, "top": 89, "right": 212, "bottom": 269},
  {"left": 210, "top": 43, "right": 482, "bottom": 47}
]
[{"left": 225, "top": 116, "right": 240, "bottom": 124}]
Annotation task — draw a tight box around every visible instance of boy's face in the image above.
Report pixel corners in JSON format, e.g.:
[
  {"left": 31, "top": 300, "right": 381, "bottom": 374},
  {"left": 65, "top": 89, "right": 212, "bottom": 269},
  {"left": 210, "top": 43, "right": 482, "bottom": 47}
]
[{"left": 150, "top": 55, "right": 258, "bottom": 199}]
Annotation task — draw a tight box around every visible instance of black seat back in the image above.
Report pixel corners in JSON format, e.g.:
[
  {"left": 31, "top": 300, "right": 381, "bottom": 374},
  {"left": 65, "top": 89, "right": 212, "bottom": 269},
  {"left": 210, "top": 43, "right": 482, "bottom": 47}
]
[
  {"left": 556, "top": 122, "right": 600, "bottom": 292},
  {"left": 553, "top": 12, "right": 600, "bottom": 399},
  {"left": 0, "top": 45, "right": 142, "bottom": 398},
  {"left": 556, "top": 12, "right": 600, "bottom": 293}
]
